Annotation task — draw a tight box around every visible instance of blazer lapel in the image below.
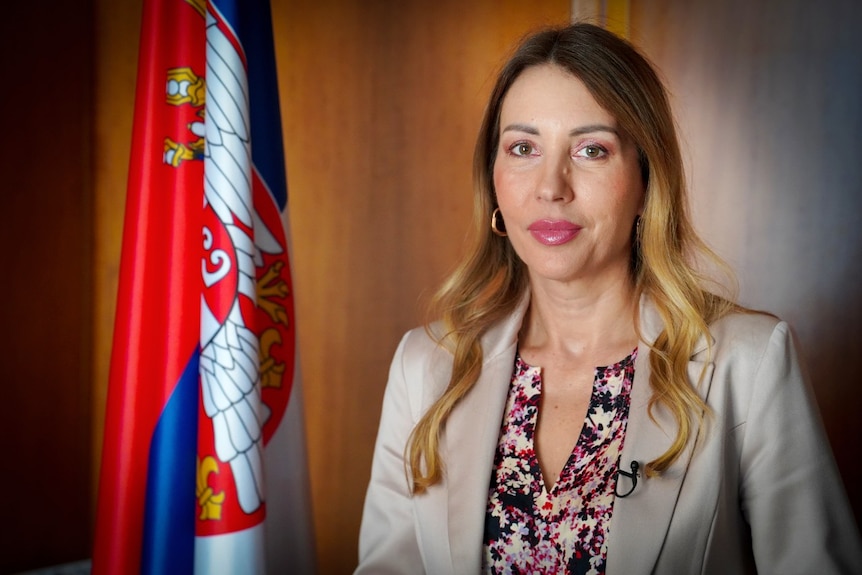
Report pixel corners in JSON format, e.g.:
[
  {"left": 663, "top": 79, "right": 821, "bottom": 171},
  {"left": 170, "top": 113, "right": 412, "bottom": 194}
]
[
  {"left": 605, "top": 297, "right": 715, "bottom": 575},
  {"left": 441, "top": 295, "right": 528, "bottom": 574}
]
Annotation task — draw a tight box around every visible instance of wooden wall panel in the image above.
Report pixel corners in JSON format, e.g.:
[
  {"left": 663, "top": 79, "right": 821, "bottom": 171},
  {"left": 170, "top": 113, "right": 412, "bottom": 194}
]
[
  {"left": 272, "top": 1, "right": 569, "bottom": 571},
  {"left": 630, "top": 0, "right": 862, "bottom": 523},
  {"left": 0, "top": 2, "right": 94, "bottom": 572},
  {"left": 91, "top": 0, "right": 142, "bottom": 519}
]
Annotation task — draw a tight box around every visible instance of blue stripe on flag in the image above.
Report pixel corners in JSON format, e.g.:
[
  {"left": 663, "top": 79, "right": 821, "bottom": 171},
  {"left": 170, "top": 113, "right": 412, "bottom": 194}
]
[{"left": 141, "top": 351, "right": 200, "bottom": 575}]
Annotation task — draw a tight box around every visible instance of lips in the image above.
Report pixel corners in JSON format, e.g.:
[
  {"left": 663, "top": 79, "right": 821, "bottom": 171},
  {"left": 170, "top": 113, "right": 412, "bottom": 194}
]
[{"left": 527, "top": 219, "right": 581, "bottom": 246}]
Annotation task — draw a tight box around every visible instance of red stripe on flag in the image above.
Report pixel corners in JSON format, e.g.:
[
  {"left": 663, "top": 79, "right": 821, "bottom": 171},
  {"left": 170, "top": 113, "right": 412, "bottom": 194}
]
[{"left": 93, "top": 0, "right": 206, "bottom": 572}]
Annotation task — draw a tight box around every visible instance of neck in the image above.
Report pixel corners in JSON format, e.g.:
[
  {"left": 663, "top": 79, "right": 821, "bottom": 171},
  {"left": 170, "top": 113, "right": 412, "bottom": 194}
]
[{"left": 521, "top": 273, "right": 639, "bottom": 363}]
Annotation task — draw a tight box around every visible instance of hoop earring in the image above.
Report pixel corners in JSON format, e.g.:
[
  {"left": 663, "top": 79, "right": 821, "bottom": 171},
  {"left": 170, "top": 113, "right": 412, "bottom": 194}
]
[
  {"left": 491, "top": 208, "right": 507, "bottom": 237},
  {"left": 635, "top": 215, "right": 642, "bottom": 238}
]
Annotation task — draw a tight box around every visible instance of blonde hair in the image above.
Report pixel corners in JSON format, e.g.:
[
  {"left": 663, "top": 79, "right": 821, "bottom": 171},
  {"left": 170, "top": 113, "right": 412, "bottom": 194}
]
[{"left": 407, "top": 23, "right": 736, "bottom": 493}]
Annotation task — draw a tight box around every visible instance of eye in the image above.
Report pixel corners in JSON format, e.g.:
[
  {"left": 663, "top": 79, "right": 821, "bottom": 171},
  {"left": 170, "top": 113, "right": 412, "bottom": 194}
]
[
  {"left": 576, "top": 144, "right": 607, "bottom": 159},
  {"left": 510, "top": 142, "right": 535, "bottom": 156}
]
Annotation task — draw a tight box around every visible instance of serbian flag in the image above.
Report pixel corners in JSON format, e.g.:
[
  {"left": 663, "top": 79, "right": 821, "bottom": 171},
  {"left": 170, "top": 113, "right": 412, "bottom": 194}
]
[{"left": 93, "top": 0, "right": 315, "bottom": 573}]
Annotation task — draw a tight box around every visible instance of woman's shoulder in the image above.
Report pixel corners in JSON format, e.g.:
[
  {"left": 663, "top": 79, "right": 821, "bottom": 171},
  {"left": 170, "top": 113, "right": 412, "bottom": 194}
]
[
  {"left": 706, "top": 308, "right": 794, "bottom": 366},
  {"left": 710, "top": 306, "right": 786, "bottom": 337},
  {"left": 710, "top": 307, "right": 784, "bottom": 339},
  {"left": 642, "top": 294, "right": 788, "bottom": 357},
  {"left": 391, "top": 322, "right": 454, "bottom": 396},
  {"left": 397, "top": 321, "right": 449, "bottom": 361},
  {"left": 380, "top": 325, "right": 450, "bottom": 422}
]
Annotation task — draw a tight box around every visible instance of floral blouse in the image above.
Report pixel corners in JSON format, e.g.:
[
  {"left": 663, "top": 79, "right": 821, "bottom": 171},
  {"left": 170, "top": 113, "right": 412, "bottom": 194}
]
[{"left": 482, "top": 348, "right": 637, "bottom": 575}]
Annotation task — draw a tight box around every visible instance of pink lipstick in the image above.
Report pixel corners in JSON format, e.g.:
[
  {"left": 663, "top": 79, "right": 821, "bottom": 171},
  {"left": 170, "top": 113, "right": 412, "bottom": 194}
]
[{"left": 528, "top": 219, "right": 581, "bottom": 246}]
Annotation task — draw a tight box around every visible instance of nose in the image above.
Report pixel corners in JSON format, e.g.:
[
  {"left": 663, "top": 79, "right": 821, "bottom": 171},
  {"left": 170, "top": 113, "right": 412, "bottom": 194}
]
[{"left": 536, "top": 152, "right": 573, "bottom": 202}]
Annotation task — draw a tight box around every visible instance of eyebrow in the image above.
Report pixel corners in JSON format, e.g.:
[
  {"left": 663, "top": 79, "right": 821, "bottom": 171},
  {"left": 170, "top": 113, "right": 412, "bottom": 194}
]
[{"left": 501, "top": 123, "right": 620, "bottom": 137}]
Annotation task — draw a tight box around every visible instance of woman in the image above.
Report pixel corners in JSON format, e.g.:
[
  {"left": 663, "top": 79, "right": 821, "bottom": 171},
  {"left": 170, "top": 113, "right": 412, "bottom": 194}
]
[{"left": 356, "top": 23, "right": 862, "bottom": 574}]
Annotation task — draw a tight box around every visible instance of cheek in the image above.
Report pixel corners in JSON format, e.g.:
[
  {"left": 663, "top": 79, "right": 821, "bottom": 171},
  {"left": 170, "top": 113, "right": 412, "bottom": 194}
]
[
  {"left": 492, "top": 166, "right": 514, "bottom": 206},
  {"left": 607, "top": 168, "right": 644, "bottom": 212},
  {"left": 589, "top": 183, "right": 643, "bottom": 231},
  {"left": 492, "top": 159, "right": 507, "bottom": 189},
  {"left": 492, "top": 163, "right": 528, "bottom": 206}
]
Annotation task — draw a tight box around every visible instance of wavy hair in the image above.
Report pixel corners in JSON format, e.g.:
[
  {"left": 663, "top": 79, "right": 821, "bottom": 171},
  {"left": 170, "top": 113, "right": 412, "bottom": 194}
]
[{"left": 407, "top": 23, "right": 736, "bottom": 493}]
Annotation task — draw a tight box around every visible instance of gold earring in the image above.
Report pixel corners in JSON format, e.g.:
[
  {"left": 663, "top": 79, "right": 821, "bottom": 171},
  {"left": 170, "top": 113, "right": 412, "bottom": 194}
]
[{"left": 491, "top": 208, "right": 507, "bottom": 237}]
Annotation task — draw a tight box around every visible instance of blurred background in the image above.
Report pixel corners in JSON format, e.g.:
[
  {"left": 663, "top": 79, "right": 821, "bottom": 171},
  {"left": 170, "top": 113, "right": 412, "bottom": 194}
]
[{"left": 2, "top": 0, "right": 860, "bottom": 573}]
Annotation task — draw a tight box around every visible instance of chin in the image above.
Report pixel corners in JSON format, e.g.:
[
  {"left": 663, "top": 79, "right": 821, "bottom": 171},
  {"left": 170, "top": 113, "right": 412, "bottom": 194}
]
[{"left": 526, "top": 265, "right": 585, "bottom": 284}]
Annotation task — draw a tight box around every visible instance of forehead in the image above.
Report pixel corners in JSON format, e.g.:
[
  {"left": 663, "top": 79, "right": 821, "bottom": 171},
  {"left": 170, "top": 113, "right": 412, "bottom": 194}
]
[{"left": 500, "top": 64, "right": 617, "bottom": 126}]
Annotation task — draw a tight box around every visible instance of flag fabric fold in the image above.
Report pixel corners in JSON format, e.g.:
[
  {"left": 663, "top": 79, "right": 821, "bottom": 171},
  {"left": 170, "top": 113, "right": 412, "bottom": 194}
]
[{"left": 93, "top": 0, "right": 315, "bottom": 572}]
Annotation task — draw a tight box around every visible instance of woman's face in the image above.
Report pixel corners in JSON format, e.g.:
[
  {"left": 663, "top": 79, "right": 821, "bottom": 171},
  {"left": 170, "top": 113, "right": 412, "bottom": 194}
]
[{"left": 493, "top": 64, "right": 644, "bottom": 289}]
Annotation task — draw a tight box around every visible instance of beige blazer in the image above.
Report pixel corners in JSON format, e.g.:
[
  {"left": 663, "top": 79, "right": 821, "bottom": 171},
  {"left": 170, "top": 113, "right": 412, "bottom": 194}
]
[{"left": 357, "top": 294, "right": 862, "bottom": 574}]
